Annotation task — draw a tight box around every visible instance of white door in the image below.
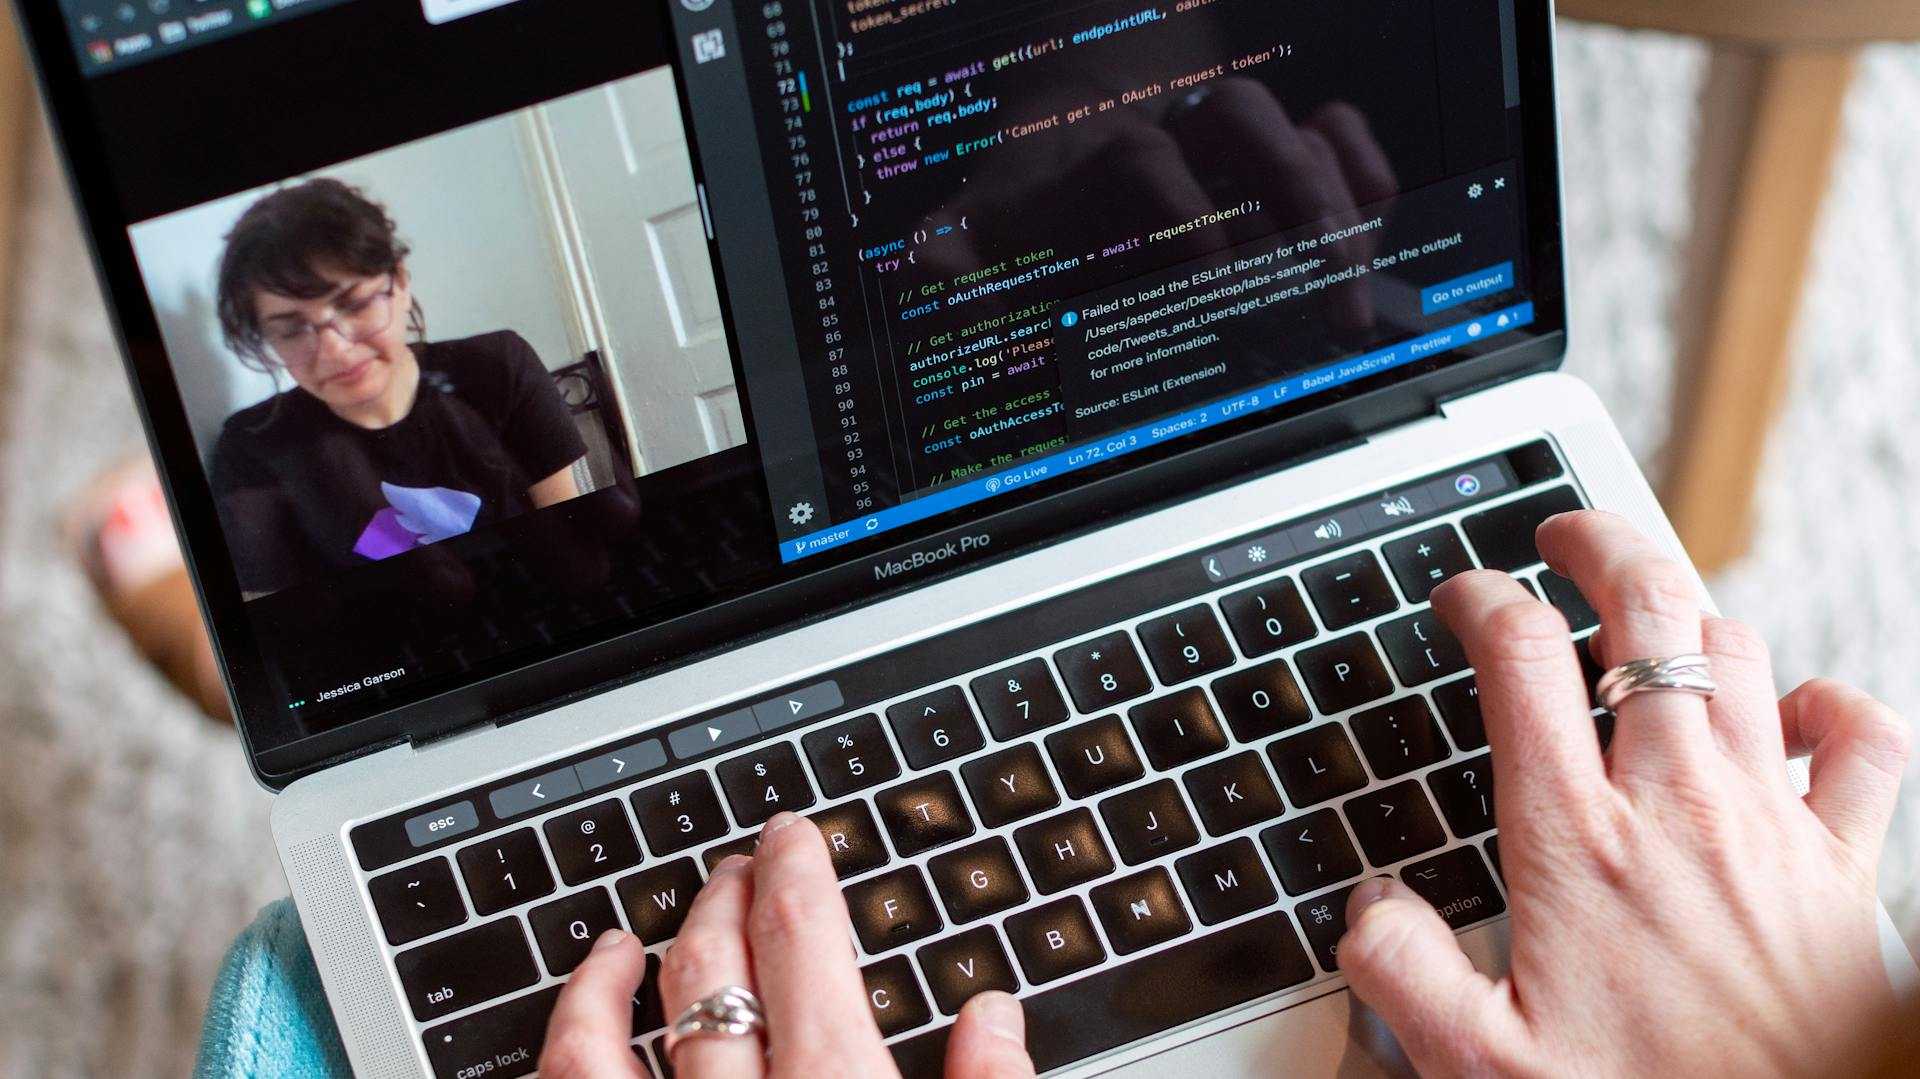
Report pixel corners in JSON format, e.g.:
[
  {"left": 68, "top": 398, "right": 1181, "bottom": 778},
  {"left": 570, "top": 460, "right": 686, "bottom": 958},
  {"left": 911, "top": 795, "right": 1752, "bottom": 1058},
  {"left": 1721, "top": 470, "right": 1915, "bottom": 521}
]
[{"left": 531, "top": 69, "right": 745, "bottom": 476}]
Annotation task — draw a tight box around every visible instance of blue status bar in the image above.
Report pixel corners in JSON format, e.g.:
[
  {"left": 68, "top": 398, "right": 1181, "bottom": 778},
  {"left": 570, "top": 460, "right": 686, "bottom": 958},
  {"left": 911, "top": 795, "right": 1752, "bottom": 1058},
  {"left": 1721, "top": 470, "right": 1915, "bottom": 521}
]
[{"left": 780, "top": 301, "right": 1537, "bottom": 563}]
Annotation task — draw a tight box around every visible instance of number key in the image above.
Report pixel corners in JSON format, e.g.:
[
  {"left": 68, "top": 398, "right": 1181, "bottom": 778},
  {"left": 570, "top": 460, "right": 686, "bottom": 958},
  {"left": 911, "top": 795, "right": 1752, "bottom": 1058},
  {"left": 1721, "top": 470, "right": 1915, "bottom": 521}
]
[
  {"left": 1218, "top": 577, "right": 1316, "bottom": 658},
  {"left": 457, "top": 828, "right": 555, "bottom": 916},
  {"left": 886, "top": 687, "right": 986, "bottom": 769},
  {"left": 803, "top": 714, "right": 902, "bottom": 798},
  {"left": 544, "top": 800, "right": 642, "bottom": 885},
  {"left": 1137, "top": 605, "right": 1234, "bottom": 684},
  {"left": 715, "top": 742, "right": 817, "bottom": 827},
  {"left": 970, "top": 658, "right": 1070, "bottom": 739},
  {"left": 1053, "top": 632, "right": 1152, "bottom": 713},
  {"left": 630, "top": 771, "right": 729, "bottom": 856}
]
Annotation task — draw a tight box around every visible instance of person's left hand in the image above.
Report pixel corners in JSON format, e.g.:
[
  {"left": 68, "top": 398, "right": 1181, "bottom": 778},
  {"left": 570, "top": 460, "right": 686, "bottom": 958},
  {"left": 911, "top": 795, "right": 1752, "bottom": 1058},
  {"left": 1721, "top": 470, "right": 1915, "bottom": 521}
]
[{"left": 538, "top": 812, "right": 1038, "bottom": 1078}]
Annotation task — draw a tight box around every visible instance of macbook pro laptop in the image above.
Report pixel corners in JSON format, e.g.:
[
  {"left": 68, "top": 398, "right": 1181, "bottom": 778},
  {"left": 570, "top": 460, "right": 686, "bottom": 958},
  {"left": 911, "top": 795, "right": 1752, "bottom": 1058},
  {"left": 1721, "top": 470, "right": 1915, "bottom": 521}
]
[{"left": 21, "top": 0, "right": 1908, "bottom": 1075}]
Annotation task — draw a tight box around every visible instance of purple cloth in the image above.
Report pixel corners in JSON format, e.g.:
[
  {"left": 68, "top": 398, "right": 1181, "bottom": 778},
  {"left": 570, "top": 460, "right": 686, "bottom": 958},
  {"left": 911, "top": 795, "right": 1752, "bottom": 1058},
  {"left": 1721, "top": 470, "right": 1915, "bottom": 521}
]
[{"left": 351, "top": 483, "right": 482, "bottom": 560}]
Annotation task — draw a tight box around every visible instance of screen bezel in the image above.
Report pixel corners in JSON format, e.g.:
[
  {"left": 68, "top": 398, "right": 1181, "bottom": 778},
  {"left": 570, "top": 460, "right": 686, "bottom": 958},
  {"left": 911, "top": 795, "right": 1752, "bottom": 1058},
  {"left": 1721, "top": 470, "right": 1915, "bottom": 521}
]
[{"left": 10, "top": 0, "right": 1567, "bottom": 788}]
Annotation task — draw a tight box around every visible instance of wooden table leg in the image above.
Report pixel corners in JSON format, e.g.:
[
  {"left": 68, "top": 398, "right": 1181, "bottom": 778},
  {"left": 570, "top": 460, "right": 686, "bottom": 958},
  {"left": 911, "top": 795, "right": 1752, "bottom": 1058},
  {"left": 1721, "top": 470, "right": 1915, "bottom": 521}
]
[{"left": 1662, "top": 44, "right": 1856, "bottom": 573}]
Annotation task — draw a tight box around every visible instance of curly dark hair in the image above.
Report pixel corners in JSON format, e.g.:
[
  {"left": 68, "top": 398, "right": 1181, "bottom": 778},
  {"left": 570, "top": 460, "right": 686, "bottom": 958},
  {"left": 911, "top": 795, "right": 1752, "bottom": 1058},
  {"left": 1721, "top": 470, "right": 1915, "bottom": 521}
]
[{"left": 215, "top": 177, "right": 425, "bottom": 370}]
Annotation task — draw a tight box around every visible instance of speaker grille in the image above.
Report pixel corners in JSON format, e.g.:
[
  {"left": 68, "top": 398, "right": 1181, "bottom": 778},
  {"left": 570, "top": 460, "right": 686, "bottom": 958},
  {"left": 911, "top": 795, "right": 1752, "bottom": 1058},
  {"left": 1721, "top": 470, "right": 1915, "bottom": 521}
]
[{"left": 286, "top": 834, "right": 423, "bottom": 1078}]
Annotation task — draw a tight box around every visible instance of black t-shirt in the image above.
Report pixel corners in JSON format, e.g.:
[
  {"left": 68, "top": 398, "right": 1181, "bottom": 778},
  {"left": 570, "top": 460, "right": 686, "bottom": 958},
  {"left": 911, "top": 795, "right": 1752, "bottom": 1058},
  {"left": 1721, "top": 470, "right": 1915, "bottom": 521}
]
[{"left": 209, "top": 330, "right": 587, "bottom": 595}]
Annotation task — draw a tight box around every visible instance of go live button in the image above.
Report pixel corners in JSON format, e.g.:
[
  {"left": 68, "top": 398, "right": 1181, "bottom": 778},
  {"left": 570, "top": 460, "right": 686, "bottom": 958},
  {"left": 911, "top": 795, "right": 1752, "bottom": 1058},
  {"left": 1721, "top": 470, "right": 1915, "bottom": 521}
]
[
  {"left": 668, "top": 709, "right": 759, "bottom": 759},
  {"left": 752, "top": 681, "right": 845, "bottom": 732}
]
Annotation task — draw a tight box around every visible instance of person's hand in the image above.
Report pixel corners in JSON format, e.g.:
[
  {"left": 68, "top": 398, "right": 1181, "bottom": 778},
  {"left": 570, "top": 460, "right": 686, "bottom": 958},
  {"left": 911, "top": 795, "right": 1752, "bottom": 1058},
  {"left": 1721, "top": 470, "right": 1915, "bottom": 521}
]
[
  {"left": 1337, "top": 511, "right": 1910, "bottom": 1076},
  {"left": 538, "top": 812, "right": 1037, "bottom": 1078}
]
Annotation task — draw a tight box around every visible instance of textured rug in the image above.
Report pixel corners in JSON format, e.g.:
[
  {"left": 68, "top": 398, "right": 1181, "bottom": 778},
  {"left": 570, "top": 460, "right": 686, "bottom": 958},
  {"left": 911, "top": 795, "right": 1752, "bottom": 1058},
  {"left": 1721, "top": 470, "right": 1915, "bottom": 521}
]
[{"left": 1, "top": 24, "right": 1917, "bottom": 1078}]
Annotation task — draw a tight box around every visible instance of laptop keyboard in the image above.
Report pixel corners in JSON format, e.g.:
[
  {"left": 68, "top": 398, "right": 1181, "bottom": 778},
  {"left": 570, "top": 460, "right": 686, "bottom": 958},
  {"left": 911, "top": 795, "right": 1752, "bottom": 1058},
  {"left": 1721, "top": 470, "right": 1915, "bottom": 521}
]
[{"left": 348, "top": 440, "right": 1602, "bottom": 1078}]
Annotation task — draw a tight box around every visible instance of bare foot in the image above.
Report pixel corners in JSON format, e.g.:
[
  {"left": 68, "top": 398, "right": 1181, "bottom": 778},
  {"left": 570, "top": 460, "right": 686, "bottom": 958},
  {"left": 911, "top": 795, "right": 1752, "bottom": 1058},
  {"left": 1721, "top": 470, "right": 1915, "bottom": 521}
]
[{"left": 68, "top": 458, "right": 232, "bottom": 724}]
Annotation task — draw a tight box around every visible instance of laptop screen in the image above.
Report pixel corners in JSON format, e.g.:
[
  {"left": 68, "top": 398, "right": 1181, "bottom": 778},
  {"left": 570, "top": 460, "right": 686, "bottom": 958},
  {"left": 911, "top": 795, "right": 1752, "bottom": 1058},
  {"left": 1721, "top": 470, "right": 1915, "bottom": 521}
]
[{"left": 29, "top": 0, "right": 1562, "bottom": 775}]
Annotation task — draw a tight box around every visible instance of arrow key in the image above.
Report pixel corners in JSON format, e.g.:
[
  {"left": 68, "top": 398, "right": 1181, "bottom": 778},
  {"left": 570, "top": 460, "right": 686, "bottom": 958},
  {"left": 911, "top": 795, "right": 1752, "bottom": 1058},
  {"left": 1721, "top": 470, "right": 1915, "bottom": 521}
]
[
  {"left": 1259, "top": 808, "right": 1363, "bottom": 896},
  {"left": 668, "top": 709, "right": 758, "bottom": 760},
  {"left": 577, "top": 741, "right": 667, "bottom": 792},
  {"left": 488, "top": 767, "right": 583, "bottom": 819}
]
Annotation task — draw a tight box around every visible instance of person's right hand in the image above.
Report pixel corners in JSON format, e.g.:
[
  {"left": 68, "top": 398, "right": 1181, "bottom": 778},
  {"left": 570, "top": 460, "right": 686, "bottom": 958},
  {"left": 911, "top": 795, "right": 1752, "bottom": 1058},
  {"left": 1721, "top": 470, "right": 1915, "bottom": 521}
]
[{"left": 1337, "top": 511, "right": 1911, "bottom": 1076}]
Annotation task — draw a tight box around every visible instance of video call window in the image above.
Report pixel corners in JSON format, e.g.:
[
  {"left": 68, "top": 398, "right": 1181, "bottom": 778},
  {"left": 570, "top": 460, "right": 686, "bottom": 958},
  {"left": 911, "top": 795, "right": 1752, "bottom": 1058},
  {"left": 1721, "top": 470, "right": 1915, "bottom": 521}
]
[{"left": 129, "top": 69, "right": 744, "bottom": 597}]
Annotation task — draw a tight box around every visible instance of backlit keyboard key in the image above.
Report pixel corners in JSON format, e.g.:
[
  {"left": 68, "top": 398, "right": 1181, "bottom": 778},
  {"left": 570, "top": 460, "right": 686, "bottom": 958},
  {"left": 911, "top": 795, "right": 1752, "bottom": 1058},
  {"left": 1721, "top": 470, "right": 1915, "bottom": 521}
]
[
  {"left": 395, "top": 918, "right": 540, "bottom": 1022},
  {"left": 616, "top": 858, "right": 704, "bottom": 945},
  {"left": 1260, "top": 808, "right": 1364, "bottom": 895},
  {"left": 1296, "top": 883, "right": 1362, "bottom": 972},
  {"left": 423, "top": 986, "right": 559, "bottom": 1079},
  {"left": 1015, "top": 808, "right": 1115, "bottom": 894},
  {"left": 369, "top": 856, "right": 466, "bottom": 946},
  {"left": 1296, "top": 633, "right": 1396, "bottom": 714},
  {"left": 917, "top": 926, "right": 1019, "bottom": 1014},
  {"left": 1462, "top": 485, "right": 1583, "bottom": 572},
  {"left": 1053, "top": 632, "right": 1153, "bottom": 713},
  {"left": 1137, "top": 606, "right": 1234, "bottom": 684},
  {"left": 1089, "top": 867, "right": 1192, "bottom": 955},
  {"left": 631, "top": 772, "right": 730, "bottom": 856},
  {"left": 862, "top": 955, "right": 933, "bottom": 1037},
  {"left": 1175, "top": 838, "right": 1279, "bottom": 925},
  {"left": 1301, "top": 551, "right": 1399, "bottom": 631},
  {"left": 701, "top": 834, "right": 759, "bottom": 870},
  {"left": 874, "top": 772, "right": 976, "bottom": 857},
  {"left": 1541, "top": 570, "right": 1599, "bottom": 631},
  {"left": 1045, "top": 715, "right": 1144, "bottom": 799},
  {"left": 457, "top": 829, "right": 555, "bottom": 917},
  {"left": 715, "top": 742, "right": 817, "bottom": 827},
  {"left": 1376, "top": 610, "right": 1468, "bottom": 686},
  {"left": 1401, "top": 846, "right": 1506, "bottom": 928},
  {"left": 529, "top": 886, "right": 621, "bottom": 976},
  {"left": 1211, "top": 659, "right": 1312, "bottom": 742},
  {"left": 1344, "top": 781, "right": 1447, "bottom": 866},
  {"left": 960, "top": 743, "right": 1060, "bottom": 828},
  {"left": 1218, "top": 577, "right": 1316, "bottom": 658},
  {"left": 1382, "top": 525, "right": 1476, "bottom": 604},
  {"left": 1127, "top": 688, "right": 1229, "bottom": 771},
  {"left": 971, "top": 658, "right": 1071, "bottom": 740},
  {"left": 804, "top": 714, "right": 902, "bottom": 799},
  {"left": 1349, "top": 697, "right": 1450, "bottom": 779},
  {"left": 845, "top": 867, "right": 943, "bottom": 954},
  {"left": 1267, "top": 723, "right": 1369, "bottom": 807},
  {"left": 1182, "top": 751, "right": 1285, "bottom": 836},
  {"left": 1004, "top": 897, "right": 1105, "bottom": 984},
  {"left": 928, "top": 837, "right": 1029, "bottom": 923},
  {"left": 887, "top": 687, "right": 986, "bottom": 770},
  {"left": 1428, "top": 754, "right": 1496, "bottom": 837},
  {"left": 1431, "top": 676, "right": 1486, "bottom": 750},
  {"left": 544, "top": 799, "right": 642, "bottom": 885},
  {"left": 1098, "top": 779, "right": 1200, "bottom": 865},
  {"left": 809, "top": 800, "right": 890, "bottom": 879}
]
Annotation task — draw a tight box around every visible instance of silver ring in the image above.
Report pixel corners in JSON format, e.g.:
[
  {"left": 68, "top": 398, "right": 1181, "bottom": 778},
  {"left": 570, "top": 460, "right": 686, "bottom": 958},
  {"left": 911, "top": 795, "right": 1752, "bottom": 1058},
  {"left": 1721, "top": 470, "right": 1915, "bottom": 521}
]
[
  {"left": 665, "top": 985, "right": 766, "bottom": 1058},
  {"left": 1596, "top": 653, "right": 1717, "bottom": 714}
]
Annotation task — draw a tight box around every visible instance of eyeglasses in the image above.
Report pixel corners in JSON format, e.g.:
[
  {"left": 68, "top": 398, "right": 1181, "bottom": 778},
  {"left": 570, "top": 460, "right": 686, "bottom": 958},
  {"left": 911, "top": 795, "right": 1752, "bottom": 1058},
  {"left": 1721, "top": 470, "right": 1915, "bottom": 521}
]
[{"left": 260, "top": 277, "right": 397, "bottom": 369}]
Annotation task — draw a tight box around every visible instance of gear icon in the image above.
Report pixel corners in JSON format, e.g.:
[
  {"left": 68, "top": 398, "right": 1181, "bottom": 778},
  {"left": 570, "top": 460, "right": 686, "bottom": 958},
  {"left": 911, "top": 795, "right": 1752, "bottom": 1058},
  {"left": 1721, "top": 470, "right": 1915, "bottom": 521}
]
[
  {"left": 787, "top": 502, "right": 816, "bottom": 526},
  {"left": 1467, "top": 182, "right": 1485, "bottom": 199}
]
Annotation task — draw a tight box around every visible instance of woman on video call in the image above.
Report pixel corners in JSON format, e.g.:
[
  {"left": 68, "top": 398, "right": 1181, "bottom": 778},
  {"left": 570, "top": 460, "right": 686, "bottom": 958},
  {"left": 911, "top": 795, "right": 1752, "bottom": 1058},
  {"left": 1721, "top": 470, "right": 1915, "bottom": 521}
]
[{"left": 208, "top": 178, "right": 588, "bottom": 596}]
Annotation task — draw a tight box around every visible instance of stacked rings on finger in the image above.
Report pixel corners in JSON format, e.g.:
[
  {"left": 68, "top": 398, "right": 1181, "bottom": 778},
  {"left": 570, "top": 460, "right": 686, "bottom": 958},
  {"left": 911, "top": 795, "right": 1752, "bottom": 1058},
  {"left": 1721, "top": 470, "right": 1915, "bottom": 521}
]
[
  {"left": 1595, "top": 653, "right": 1718, "bottom": 714},
  {"left": 665, "top": 985, "right": 767, "bottom": 1057}
]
